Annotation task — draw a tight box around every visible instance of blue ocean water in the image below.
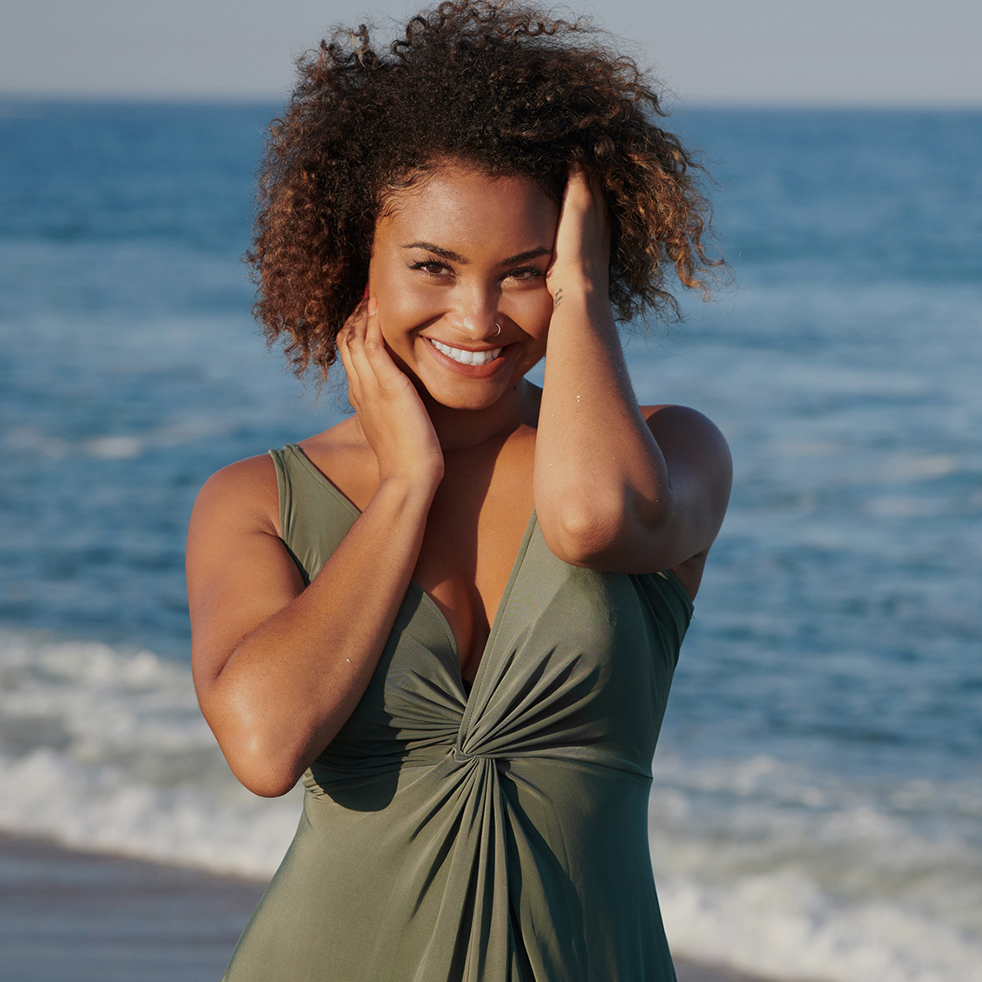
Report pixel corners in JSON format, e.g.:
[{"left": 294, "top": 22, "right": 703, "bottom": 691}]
[{"left": 0, "top": 100, "right": 980, "bottom": 982}]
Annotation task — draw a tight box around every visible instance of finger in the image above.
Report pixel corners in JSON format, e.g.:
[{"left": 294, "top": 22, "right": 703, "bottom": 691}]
[
  {"left": 359, "top": 298, "right": 385, "bottom": 359},
  {"left": 336, "top": 327, "right": 356, "bottom": 378},
  {"left": 340, "top": 299, "right": 370, "bottom": 346},
  {"left": 342, "top": 303, "right": 386, "bottom": 406},
  {"left": 337, "top": 333, "right": 361, "bottom": 413},
  {"left": 360, "top": 301, "right": 399, "bottom": 380},
  {"left": 563, "top": 165, "right": 603, "bottom": 220},
  {"left": 337, "top": 302, "right": 371, "bottom": 408},
  {"left": 338, "top": 296, "right": 375, "bottom": 364},
  {"left": 563, "top": 162, "right": 591, "bottom": 202}
]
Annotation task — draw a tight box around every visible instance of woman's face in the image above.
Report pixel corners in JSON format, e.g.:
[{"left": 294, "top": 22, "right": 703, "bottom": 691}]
[{"left": 367, "top": 162, "right": 559, "bottom": 412}]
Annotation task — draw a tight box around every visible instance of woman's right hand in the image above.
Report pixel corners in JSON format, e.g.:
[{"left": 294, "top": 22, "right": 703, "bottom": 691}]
[{"left": 337, "top": 296, "right": 444, "bottom": 491}]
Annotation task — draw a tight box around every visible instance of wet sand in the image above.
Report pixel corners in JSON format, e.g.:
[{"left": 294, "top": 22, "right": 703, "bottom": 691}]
[{"left": 0, "top": 834, "right": 768, "bottom": 982}]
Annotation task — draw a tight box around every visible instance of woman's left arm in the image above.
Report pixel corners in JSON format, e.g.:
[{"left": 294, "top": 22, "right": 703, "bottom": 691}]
[{"left": 534, "top": 166, "right": 732, "bottom": 573}]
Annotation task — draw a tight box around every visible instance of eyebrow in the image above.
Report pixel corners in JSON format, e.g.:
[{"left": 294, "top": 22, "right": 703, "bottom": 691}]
[
  {"left": 403, "top": 242, "right": 468, "bottom": 263},
  {"left": 402, "top": 243, "right": 552, "bottom": 266}
]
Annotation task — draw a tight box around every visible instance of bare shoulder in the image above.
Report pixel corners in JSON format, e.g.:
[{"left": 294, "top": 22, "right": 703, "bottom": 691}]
[
  {"left": 190, "top": 454, "right": 280, "bottom": 539},
  {"left": 640, "top": 404, "right": 732, "bottom": 600},
  {"left": 641, "top": 404, "right": 732, "bottom": 494},
  {"left": 641, "top": 404, "right": 729, "bottom": 451},
  {"left": 187, "top": 453, "right": 305, "bottom": 691}
]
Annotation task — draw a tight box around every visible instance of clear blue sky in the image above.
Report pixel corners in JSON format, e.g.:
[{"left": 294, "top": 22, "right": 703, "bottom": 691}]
[{"left": 1, "top": 0, "right": 979, "bottom": 105}]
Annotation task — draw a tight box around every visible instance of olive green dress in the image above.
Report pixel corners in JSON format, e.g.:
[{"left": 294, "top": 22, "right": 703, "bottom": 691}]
[{"left": 222, "top": 444, "right": 692, "bottom": 981}]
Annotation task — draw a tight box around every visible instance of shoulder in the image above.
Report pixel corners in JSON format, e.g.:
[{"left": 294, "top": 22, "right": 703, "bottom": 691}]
[
  {"left": 641, "top": 405, "right": 732, "bottom": 597},
  {"left": 297, "top": 418, "right": 379, "bottom": 513},
  {"left": 186, "top": 453, "right": 299, "bottom": 626},
  {"left": 641, "top": 403, "right": 728, "bottom": 447},
  {"left": 190, "top": 454, "right": 281, "bottom": 539},
  {"left": 191, "top": 416, "right": 366, "bottom": 533},
  {"left": 641, "top": 404, "right": 732, "bottom": 494}
]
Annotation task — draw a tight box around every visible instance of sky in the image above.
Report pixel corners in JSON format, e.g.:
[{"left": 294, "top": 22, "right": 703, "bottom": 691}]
[{"left": 0, "top": 0, "right": 979, "bottom": 106}]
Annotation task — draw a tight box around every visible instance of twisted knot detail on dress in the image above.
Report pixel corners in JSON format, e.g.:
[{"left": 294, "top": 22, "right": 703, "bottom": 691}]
[{"left": 222, "top": 445, "right": 693, "bottom": 982}]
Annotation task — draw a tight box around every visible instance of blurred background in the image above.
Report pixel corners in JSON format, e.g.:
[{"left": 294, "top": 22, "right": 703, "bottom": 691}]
[{"left": 1, "top": 3, "right": 980, "bottom": 981}]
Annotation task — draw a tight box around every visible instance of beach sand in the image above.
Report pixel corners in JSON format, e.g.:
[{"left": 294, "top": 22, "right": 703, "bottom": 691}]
[{"left": 0, "top": 834, "right": 766, "bottom": 982}]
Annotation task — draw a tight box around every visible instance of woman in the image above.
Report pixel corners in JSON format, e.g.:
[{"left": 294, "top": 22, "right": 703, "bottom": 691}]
[{"left": 187, "top": 2, "right": 731, "bottom": 978}]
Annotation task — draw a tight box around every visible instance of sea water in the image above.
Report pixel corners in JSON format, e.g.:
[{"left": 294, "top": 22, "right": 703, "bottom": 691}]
[{"left": 0, "top": 101, "right": 979, "bottom": 982}]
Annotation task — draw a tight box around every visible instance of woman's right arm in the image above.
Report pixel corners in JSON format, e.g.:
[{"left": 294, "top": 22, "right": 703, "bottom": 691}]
[{"left": 187, "top": 299, "right": 443, "bottom": 797}]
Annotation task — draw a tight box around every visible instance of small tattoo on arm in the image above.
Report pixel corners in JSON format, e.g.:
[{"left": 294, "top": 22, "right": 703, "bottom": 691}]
[{"left": 553, "top": 288, "right": 564, "bottom": 309}]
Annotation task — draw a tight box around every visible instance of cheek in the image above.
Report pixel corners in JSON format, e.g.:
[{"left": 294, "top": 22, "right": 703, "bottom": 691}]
[
  {"left": 370, "top": 264, "right": 437, "bottom": 342},
  {"left": 377, "top": 287, "right": 439, "bottom": 345}
]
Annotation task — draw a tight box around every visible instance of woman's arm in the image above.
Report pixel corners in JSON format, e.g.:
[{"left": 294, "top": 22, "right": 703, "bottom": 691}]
[
  {"left": 187, "top": 299, "right": 443, "bottom": 796},
  {"left": 534, "top": 166, "right": 731, "bottom": 573}
]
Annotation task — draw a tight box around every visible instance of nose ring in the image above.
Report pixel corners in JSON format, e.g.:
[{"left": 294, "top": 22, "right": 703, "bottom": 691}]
[{"left": 492, "top": 322, "right": 502, "bottom": 338}]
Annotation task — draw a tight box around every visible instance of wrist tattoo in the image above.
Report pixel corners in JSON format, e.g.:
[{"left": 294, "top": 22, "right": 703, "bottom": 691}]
[{"left": 553, "top": 288, "right": 564, "bottom": 309}]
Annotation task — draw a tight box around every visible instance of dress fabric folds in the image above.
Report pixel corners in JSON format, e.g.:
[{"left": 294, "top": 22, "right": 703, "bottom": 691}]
[{"left": 221, "top": 444, "right": 692, "bottom": 982}]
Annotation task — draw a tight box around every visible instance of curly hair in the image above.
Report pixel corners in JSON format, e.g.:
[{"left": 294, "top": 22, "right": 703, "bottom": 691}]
[{"left": 247, "top": 0, "right": 720, "bottom": 379}]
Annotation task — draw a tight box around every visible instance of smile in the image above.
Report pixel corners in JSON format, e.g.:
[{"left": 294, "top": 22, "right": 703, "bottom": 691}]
[{"left": 428, "top": 339, "right": 503, "bottom": 366}]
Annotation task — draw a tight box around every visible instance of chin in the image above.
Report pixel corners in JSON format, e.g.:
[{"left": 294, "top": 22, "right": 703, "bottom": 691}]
[
  {"left": 427, "top": 389, "right": 507, "bottom": 413},
  {"left": 420, "top": 377, "right": 519, "bottom": 414}
]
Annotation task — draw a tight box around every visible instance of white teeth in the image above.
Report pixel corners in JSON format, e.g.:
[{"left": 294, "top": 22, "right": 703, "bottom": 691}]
[{"left": 430, "top": 339, "right": 502, "bottom": 366}]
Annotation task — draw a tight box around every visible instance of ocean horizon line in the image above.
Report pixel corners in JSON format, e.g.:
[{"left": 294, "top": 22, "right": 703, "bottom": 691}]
[{"left": 1, "top": 91, "right": 980, "bottom": 113}]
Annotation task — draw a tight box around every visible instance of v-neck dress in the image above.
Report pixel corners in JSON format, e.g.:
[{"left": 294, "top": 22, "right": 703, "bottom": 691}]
[{"left": 221, "top": 443, "right": 693, "bottom": 982}]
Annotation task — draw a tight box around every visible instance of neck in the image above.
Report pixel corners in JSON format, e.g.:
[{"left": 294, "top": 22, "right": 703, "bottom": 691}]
[{"left": 422, "top": 380, "right": 540, "bottom": 452}]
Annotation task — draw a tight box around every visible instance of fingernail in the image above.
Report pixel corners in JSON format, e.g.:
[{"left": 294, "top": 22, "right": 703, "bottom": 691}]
[{"left": 368, "top": 297, "right": 378, "bottom": 315}]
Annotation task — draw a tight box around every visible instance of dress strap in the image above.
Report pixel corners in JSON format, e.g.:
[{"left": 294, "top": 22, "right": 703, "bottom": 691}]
[{"left": 268, "top": 445, "right": 360, "bottom": 583}]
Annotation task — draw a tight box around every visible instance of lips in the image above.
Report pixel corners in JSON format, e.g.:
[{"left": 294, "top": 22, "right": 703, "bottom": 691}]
[{"left": 428, "top": 339, "right": 503, "bottom": 366}]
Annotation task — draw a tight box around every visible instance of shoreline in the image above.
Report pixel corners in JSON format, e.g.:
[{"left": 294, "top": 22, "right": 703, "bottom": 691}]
[{"left": 0, "top": 832, "right": 770, "bottom": 982}]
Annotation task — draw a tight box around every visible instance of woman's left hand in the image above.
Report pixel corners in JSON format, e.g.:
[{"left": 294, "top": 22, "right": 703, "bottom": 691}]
[{"left": 546, "top": 163, "right": 611, "bottom": 303}]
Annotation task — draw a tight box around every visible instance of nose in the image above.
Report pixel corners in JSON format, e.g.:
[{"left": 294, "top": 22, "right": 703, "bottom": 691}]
[{"left": 447, "top": 282, "right": 500, "bottom": 340}]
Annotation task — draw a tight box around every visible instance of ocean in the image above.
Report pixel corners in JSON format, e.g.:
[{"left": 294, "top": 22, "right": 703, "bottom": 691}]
[{"left": 0, "top": 100, "right": 979, "bottom": 982}]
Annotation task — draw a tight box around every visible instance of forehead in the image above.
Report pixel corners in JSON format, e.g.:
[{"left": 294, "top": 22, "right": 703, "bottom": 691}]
[{"left": 374, "top": 164, "right": 559, "bottom": 252}]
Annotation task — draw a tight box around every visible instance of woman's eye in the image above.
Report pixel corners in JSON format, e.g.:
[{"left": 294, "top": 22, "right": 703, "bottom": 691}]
[
  {"left": 408, "top": 259, "right": 452, "bottom": 277},
  {"left": 506, "top": 266, "right": 546, "bottom": 282}
]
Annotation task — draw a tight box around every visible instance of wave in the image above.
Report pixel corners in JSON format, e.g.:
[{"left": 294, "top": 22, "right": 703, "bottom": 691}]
[
  {"left": 649, "top": 754, "right": 982, "bottom": 982},
  {"left": 1, "top": 627, "right": 979, "bottom": 981},
  {"left": 0, "top": 628, "right": 301, "bottom": 877}
]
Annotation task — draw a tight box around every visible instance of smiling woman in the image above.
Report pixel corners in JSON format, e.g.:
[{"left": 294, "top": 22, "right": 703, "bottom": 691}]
[{"left": 185, "top": 1, "right": 731, "bottom": 979}]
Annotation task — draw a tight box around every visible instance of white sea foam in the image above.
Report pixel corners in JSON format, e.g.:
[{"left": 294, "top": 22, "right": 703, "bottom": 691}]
[
  {"left": 649, "top": 754, "right": 982, "bottom": 982},
  {"left": 1, "top": 629, "right": 979, "bottom": 982},
  {"left": 0, "top": 629, "right": 300, "bottom": 877},
  {"left": 660, "top": 873, "right": 979, "bottom": 982},
  {"left": 84, "top": 435, "right": 146, "bottom": 459},
  {"left": 2, "top": 411, "right": 284, "bottom": 463}
]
